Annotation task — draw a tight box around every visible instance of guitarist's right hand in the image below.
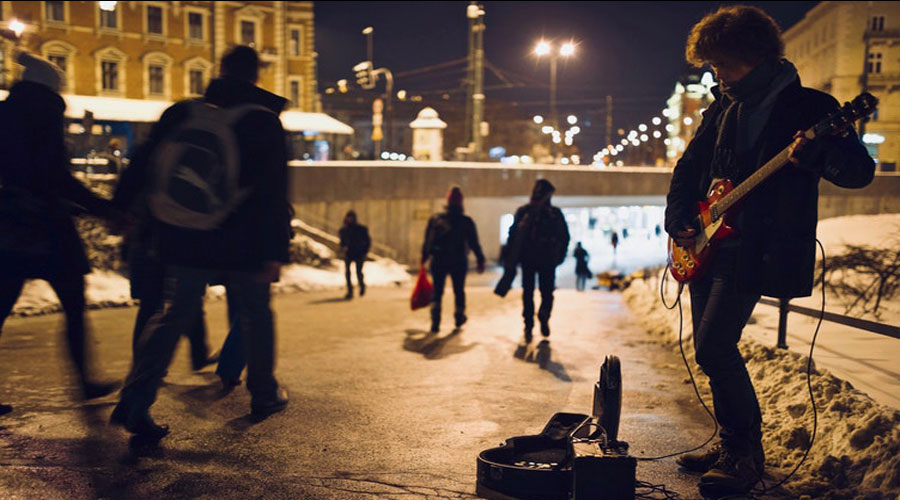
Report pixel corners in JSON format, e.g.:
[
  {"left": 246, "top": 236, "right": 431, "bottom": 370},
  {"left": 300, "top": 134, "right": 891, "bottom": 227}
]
[{"left": 674, "top": 225, "right": 698, "bottom": 248}]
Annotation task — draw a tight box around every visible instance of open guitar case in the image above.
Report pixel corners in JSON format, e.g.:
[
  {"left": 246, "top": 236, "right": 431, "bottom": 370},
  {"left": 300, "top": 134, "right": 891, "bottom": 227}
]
[{"left": 477, "top": 355, "right": 637, "bottom": 500}]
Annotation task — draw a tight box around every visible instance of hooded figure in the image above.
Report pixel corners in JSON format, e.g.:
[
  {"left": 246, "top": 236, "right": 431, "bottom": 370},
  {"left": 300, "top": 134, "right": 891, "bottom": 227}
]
[
  {"left": 339, "top": 210, "right": 371, "bottom": 298},
  {"left": 421, "top": 186, "right": 485, "bottom": 333},
  {"left": 499, "top": 179, "right": 570, "bottom": 343},
  {"left": 0, "top": 51, "right": 120, "bottom": 412}
]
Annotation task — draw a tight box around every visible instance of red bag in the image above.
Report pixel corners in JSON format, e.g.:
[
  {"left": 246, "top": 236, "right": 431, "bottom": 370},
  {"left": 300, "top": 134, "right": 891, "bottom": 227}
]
[{"left": 410, "top": 266, "right": 434, "bottom": 310}]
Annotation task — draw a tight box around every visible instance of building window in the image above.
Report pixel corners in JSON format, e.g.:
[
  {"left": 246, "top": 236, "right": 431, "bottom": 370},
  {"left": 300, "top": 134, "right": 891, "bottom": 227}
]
[
  {"left": 289, "top": 28, "right": 301, "bottom": 57},
  {"left": 872, "top": 16, "right": 885, "bottom": 32},
  {"left": 188, "top": 12, "right": 203, "bottom": 40},
  {"left": 240, "top": 20, "right": 256, "bottom": 46},
  {"left": 102, "top": 61, "right": 119, "bottom": 91},
  {"left": 868, "top": 52, "right": 882, "bottom": 74},
  {"left": 100, "top": 6, "right": 118, "bottom": 29},
  {"left": 189, "top": 69, "right": 204, "bottom": 95},
  {"left": 147, "top": 5, "right": 163, "bottom": 35},
  {"left": 48, "top": 54, "right": 66, "bottom": 73},
  {"left": 149, "top": 65, "right": 164, "bottom": 95},
  {"left": 0, "top": 48, "right": 6, "bottom": 88},
  {"left": 290, "top": 79, "right": 300, "bottom": 108},
  {"left": 46, "top": 1, "right": 65, "bottom": 22}
]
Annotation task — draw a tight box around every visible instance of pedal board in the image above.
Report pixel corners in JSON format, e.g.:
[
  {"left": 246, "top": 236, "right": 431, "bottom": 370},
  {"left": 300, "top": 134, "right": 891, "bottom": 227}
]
[{"left": 571, "top": 440, "right": 636, "bottom": 500}]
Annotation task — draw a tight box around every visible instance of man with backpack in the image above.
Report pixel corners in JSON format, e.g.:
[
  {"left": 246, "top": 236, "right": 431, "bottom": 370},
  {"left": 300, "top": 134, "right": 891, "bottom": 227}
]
[
  {"left": 421, "top": 186, "right": 486, "bottom": 333},
  {"left": 503, "top": 179, "right": 570, "bottom": 343},
  {"left": 111, "top": 46, "right": 291, "bottom": 439},
  {"left": 339, "top": 210, "right": 371, "bottom": 299}
]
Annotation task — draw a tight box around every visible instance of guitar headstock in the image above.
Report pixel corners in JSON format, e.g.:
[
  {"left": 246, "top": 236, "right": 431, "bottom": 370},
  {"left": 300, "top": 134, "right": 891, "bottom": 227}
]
[{"left": 813, "top": 92, "right": 879, "bottom": 137}]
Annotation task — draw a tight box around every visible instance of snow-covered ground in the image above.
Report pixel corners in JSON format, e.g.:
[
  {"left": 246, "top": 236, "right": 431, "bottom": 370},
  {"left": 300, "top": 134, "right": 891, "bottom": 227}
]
[
  {"left": 10, "top": 228, "right": 410, "bottom": 317},
  {"left": 623, "top": 214, "right": 900, "bottom": 499}
]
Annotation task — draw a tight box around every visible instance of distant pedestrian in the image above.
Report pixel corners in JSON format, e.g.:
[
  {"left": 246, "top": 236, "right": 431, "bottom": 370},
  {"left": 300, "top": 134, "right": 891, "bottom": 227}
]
[
  {"left": 574, "top": 242, "right": 591, "bottom": 292},
  {"left": 611, "top": 231, "right": 619, "bottom": 254},
  {"left": 421, "top": 186, "right": 485, "bottom": 333},
  {"left": 339, "top": 210, "right": 371, "bottom": 299},
  {"left": 502, "top": 179, "right": 570, "bottom": 343},
  {"left": 0, "top": 52, "right": 122, "bottom": 412},
  {"left": 111, "top": 46, "right": 291, "bottom": 439}
]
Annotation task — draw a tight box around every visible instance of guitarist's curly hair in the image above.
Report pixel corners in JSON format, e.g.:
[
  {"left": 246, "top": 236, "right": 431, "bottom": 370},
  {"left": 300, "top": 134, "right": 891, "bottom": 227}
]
[{"left": 686, "top": 5, "right": 784, "bottom": 68}]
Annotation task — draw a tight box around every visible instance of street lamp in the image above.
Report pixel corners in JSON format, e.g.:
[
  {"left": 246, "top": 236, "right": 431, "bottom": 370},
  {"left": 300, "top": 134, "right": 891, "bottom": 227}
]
[
  {"left": 362, "top": 26, "right": 374, "bottom": 63},
  {"left": 534, "top": 39, "right": 576, "bottom": 160},
  {"left": 99, "top": 1, "right": 118, "bottom": 11}
]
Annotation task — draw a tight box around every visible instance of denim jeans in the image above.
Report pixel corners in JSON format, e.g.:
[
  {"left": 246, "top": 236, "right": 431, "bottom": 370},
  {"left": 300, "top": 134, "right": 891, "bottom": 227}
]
[
  {"left": 430, "top": 264, "right": 467, "bottom": 326},
  {"left": 215, "top": 290, "right": 245, "bottom": 381},
  {"left": 521, "top": 264, "right": 556, "bottom": 327},
  {"left": 689, "top": 248, "right": 762, "bottom": 454},
  {"left": 344, "top": 258, "right": 365, "bottom": 293},
  {"left": 120, "top": 266, "right": 279, "bottom": 418}
]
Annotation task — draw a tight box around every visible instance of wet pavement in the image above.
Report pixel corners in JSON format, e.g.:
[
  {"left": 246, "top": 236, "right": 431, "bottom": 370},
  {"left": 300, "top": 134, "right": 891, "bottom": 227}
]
[{"left": 0, "top": 283, "right": 770, "bottom": 499}]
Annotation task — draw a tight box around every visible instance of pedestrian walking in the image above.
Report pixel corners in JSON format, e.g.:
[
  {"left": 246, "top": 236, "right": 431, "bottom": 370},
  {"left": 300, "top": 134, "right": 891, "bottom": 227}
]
[
  {"left": 339, "top": 210, "right": 371, "bottom": 299},
  {"left": 610, "top": 231, "right": 619, "bottom": 254},
  {"left": 421, "top": 186, "right": 485, "bottom": 333},
  {"left": 501, "top": 179, "right": 570, "bottom": 343},
  {"left": 0, "top": 52, "right": 122, "bottom": 412},
  {"left": 667, "top": 6, "right": 875, "bottom": 497},
  {"left": 574, "top": 242, "right": 591, "bottom": 292},
  {"left": 110, "top": 46, "right": 291, "bottom": 439}
]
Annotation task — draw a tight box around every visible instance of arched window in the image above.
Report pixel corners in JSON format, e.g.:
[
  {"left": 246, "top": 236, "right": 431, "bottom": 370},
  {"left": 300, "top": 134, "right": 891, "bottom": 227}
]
[
  {"left": 183, "top": 56, "right": 212, "bottom": 97},
  {"left": 142, "top": 51, "right": 172, "bottom": 99},
  {"left": 94, "top": 46, "right": 127, "bottom": 96},
  {"left": 41, "top": 40, "right": 76, "bottom": 92}
]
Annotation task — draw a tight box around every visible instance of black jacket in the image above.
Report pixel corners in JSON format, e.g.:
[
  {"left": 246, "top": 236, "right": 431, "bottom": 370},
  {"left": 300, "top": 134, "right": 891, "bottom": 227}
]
[
  {"left": 0, "top": 81, "right": 112, "bottom": 279},
  {"left": 507, "top": 202, "right": 571, "bottom": 268},
  {"left": 422, "top": 206, "right": 485, "bottom": 269},
  {"left": 665, "top": 77, "right": 875, "bottom": 298},
  {"left": 114, "top": 77, "right": 291, "bottom": 271},
  {"left": 339, "top": 223, "right": 370, "bottom": 261}
]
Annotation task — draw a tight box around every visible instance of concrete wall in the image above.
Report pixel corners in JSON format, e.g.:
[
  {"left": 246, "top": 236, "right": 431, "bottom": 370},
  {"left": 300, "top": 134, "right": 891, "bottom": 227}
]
[{"left": 289, "top": 161, "right": 900, "bottom": 264}]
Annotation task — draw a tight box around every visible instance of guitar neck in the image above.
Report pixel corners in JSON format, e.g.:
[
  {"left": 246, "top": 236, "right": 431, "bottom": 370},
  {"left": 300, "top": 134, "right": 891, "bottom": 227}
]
[{"left": 716, "top": 140, "right": 798, "bottom": 214}]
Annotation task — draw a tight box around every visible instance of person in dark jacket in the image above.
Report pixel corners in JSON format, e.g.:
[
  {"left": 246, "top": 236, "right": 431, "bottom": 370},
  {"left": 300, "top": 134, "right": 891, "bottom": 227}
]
[
  {"left": 573, "top": 242, "right": 591, "bottom": 292},
  {"left": 505, "top": 179, "right": 570, "bottom": 343},
  {"left": 110, "top": 46, "right": 291, "bottom": 439},
  {"left": 666, "top": 7, "right": 875, "bottom": 497},
  {"left": 0, "top": 52, "right": 121, "bottom": 411},
  {"left": 421, "top": 186, "right": 485, "bottom": 333},
  {"left": 339, "top": 210, "right": 371, "bottom": 299}
]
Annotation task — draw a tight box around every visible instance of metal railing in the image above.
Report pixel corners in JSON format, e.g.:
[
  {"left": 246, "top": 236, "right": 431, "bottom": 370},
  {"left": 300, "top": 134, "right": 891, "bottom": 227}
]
[{"left": 759, "top": 297, "right": 900, "bottom": 349}]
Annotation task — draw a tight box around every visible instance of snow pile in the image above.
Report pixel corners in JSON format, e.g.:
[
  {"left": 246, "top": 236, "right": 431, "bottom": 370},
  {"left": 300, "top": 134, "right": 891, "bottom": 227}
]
[
  {"left": 622, "top": 214, "right": 900, "bottom": 499},
  {"left": 11, "top": 221, "right": 410, "bottom": 316}
]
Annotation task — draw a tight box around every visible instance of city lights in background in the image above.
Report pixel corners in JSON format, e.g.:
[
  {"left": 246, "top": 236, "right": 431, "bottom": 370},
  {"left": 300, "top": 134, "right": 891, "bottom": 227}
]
[
  {"left": 567, "top": 114, "right": 577, "bottom": 125},
  {"left": 533, "top": 115, "right": 544, "bottom": 124},
  {"left": 535, "top": 40, "right": 552, "bottom": 56},
  {"left": 9, "top": 19, "right": 25, "bottom": 37},
  {"left": 99, "top": 1, "right": 118, "bottom": 11},
  {"left": 559, "top": 42, "right": 576, "bottom": 57}
]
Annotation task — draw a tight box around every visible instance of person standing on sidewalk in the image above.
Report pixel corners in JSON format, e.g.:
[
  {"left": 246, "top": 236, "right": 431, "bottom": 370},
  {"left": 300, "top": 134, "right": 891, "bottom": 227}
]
[
  {"left": 667, "top": 6, "right": 875, "bottom": 497},
  {"left": 110, "top": 46, "right": 291, "bottom": 439},
  {"left": 504, "top": 180, "right": 570, "bottom": 343},
  {"left": 339, "top": 210, "right": 371, "bottom": 299},
  {"left": 573, "top": 242, "right": 591, "bottom": 292},
  {"left": 421, "top": 186, "right": 485, "bottom": 333},
  {"left": 0, "top": 52, "right": 121, "bottom": 410}
]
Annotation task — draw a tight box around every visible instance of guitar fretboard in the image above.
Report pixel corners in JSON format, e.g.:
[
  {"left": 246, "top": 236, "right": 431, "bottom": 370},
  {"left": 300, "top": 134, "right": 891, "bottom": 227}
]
[{"left": 715, "top": 136, "right": 805, "bottom": 215}]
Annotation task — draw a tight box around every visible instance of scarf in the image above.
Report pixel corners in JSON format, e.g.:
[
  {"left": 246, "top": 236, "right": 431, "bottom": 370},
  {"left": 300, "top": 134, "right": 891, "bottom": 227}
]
[{"left": 711, "top": 59, "right": 799, "bottom": 182}]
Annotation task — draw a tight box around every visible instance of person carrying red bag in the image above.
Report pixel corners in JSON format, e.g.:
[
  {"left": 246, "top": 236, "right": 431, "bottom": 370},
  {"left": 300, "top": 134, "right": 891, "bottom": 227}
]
[{"left": 420, "top": 186, "right": 485, "bottom": 333}]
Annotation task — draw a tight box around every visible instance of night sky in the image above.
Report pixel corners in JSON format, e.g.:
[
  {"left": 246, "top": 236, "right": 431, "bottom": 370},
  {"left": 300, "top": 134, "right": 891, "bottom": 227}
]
[{"left": 314, "top": 1, "right": 818, "bottom": 150}]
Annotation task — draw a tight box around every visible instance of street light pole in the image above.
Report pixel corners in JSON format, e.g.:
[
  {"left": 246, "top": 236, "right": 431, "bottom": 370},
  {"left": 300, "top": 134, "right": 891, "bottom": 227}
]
[
  {"left": 363, "top": 26, "right": 373, "bottom": 65},
  {"left": 550, "top": 55, "right": 558, "bottom": 134}
]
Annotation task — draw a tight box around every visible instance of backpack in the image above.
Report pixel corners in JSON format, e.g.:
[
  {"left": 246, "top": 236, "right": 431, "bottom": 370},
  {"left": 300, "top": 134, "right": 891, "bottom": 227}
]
[{"left": 148, "top": 100, "right": 269, "bottom": 230}]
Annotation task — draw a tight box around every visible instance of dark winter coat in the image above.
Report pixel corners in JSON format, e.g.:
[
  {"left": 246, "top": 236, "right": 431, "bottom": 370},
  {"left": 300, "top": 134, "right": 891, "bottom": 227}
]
[
  {"left": 0, "top": 81, "right": 112, "bottom": 279},
  {"left": 574, "top": 246, "right": 591, "bottom": 277},
  {"left": 421, "top": 206, "right": 485, "bottom": 270},
  {"left": 507, "top": 202, "right": 571, "bottom": 268},
  {"left": 114, "top": 77, "right": 291, "bottom": 272},
  {"left": 339, "top": 223, "right": 371, "bottom": 261},
  {"left": 665, "top": 76, "right": 875, "bottom": 298}
]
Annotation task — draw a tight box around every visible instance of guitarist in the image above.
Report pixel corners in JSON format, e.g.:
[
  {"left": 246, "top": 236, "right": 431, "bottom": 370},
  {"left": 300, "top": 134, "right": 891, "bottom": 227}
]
[{"left": 665, "top": 6, "right": 875, "bottom": 498}]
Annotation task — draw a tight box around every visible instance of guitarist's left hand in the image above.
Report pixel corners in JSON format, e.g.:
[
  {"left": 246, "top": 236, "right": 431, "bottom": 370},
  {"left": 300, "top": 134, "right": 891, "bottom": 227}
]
[{"left": 788, "top": 131, "right": 809, "bottom": 164}]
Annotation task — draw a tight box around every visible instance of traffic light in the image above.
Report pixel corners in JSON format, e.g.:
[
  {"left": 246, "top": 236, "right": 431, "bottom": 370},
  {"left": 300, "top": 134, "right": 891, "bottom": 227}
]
[{"left": 353, "top": 61, "right": 375, "bottom": 89}]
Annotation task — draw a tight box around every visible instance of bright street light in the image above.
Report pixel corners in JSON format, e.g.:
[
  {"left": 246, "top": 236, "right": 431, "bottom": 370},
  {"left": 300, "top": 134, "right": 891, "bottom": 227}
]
[
  {"left": 640, "top": 134, "right": 649, "bottom": 142},
  {"left": 99, "top": 1, "right": 117, "bottom": 11},
  {"left": 533, "top": 115, "right": 544, "bottom": 124},
  {"left": 362, "top": 26, "right": 373, "bottom": 35},
  {"left": 9, "top": 19, "right": 24, "bottom": 37},
  {"left": 652, "top": 117, "right": 662, "bottom": 126},
  {"left": 653, "top": 131, "right": 662, "bottom": 139},
  {"left": 638, "top": 124, "right": 647, "bottom": 132},
  {"left": 567, "top": 115, "right": 577, "bottom": 125},
  {"left": 535, "top": 40, "right": 551, "bottom": 56},
  {"left": 542, "top": 125, "right": 554, "bottom": 134},
  {"left": 560, "top": 42, "right": 575, "bottom": 57},
  {"left": 570, "top": 126, "right": 581, "bottom": 135}
]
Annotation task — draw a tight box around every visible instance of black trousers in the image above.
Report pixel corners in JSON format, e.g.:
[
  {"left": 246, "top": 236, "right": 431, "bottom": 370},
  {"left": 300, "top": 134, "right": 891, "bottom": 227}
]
[
  {"left": 521, "top": 264, "right": 556, "bottom": 327},
  {"left": 689, "top": 248, "right": 762, "bottom": 454},
  {"left": 0, "top": 273, "right": 92, "bottom": 384},
  {"left": 344, "top": 258, "right": 365, "bottom": 292},
  {"left": 430, "top": 265, "right": 466, "bottom": 326}
]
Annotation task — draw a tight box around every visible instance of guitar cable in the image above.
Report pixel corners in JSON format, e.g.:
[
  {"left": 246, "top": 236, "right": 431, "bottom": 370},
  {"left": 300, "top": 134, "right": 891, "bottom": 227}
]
[{"left": 648, "top": 240, "right": 827, "bottom": 499}]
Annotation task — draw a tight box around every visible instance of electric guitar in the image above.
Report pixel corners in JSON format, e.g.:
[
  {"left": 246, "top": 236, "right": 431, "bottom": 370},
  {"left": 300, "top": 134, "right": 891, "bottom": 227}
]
[{"left": 667, "top": 92, "right": 878, "bottom": 283}]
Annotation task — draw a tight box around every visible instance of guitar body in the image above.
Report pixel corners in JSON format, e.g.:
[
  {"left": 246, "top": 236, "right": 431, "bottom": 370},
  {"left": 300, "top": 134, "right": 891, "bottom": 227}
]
[{"left": 667, "top": 178, "right": 738, "bottom": 283}]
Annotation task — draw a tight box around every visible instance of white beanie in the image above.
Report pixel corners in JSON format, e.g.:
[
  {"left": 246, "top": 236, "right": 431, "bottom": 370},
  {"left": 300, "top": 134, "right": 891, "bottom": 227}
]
[{"left": 17, "top": 51, "right": 63, "bottom": 93}]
